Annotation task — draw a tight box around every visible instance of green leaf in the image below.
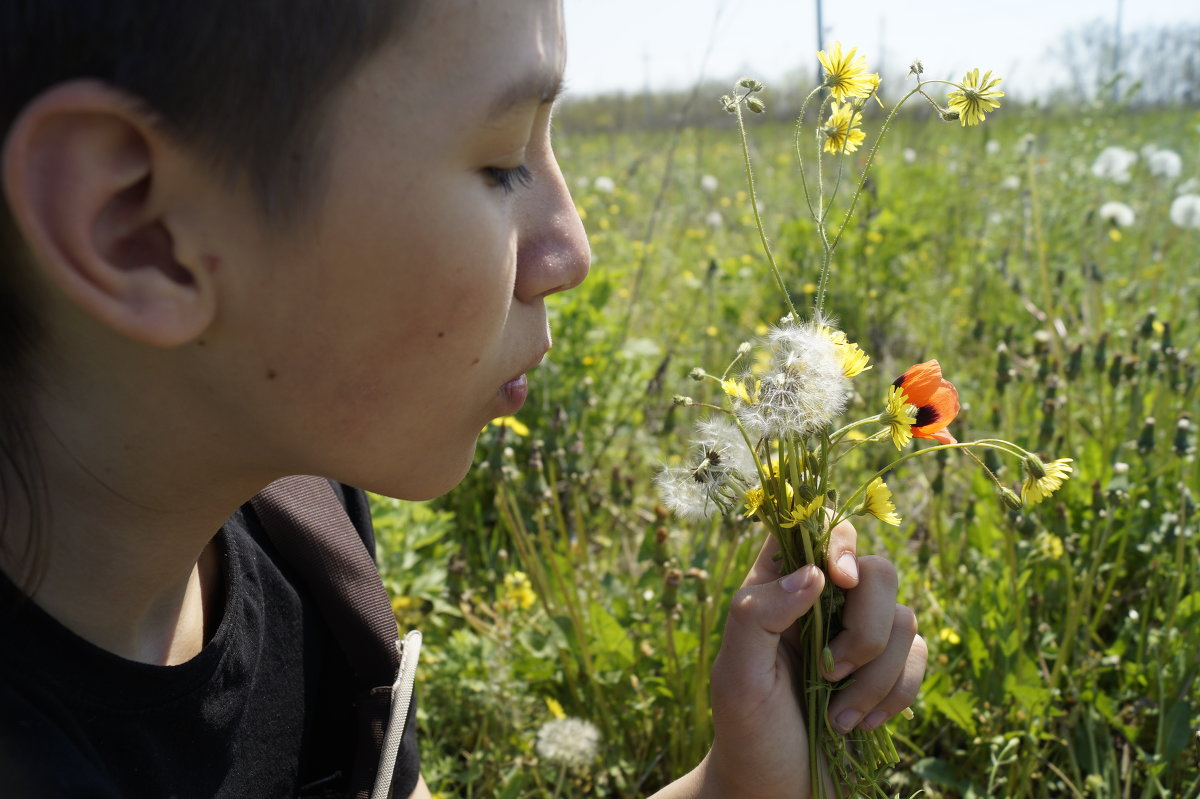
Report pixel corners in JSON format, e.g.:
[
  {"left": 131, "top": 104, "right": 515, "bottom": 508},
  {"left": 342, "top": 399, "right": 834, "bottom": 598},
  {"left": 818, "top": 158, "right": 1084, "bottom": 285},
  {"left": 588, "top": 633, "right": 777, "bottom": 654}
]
[
  {"left": 1161, "top": 700, "right": 1192, "bottom": 763},
  {"left": 589, "top": 603, "right": 634, "bottom": 671},
  {"left": 925, "top": 689, "right": 978, "bottom": 736},
  {"left": 913, "top": 756, "right": 968, "bottom": 793}
]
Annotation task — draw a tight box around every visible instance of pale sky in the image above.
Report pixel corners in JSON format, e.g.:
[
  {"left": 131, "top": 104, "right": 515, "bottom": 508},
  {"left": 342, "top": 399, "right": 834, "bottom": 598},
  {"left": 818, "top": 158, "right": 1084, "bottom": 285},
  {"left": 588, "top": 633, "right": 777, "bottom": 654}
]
[{"left": 564, "top": 0, "right": 1200, "bottom": 99}]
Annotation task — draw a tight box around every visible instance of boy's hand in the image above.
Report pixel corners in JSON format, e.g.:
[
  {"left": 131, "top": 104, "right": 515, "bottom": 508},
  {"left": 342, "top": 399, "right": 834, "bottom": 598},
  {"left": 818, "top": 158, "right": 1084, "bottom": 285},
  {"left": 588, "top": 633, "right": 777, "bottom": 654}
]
[{"left": 701, "top": 521, "right": 927, "bottom": 799}]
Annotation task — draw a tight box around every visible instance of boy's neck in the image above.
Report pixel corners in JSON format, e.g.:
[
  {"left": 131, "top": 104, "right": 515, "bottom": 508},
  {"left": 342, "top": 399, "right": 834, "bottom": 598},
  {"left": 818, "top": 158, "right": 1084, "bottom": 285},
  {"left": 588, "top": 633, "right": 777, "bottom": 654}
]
[{"left": 2, "top": 394, "right": 258, "bottom": 666}]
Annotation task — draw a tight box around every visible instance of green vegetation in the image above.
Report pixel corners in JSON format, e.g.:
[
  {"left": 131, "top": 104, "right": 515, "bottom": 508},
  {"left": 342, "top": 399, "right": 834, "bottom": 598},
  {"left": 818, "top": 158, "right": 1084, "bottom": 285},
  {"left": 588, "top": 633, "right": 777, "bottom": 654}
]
[{"left": 374, "top": 98, "right": 1200, "bottom": 798}]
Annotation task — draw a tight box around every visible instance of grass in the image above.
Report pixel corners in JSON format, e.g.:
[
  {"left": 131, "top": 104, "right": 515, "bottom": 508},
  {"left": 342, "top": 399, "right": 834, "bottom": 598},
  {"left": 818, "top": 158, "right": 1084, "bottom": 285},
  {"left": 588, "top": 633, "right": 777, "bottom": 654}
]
[{"left": 373, "top": 97, "right": 1200, "bottom": 798}]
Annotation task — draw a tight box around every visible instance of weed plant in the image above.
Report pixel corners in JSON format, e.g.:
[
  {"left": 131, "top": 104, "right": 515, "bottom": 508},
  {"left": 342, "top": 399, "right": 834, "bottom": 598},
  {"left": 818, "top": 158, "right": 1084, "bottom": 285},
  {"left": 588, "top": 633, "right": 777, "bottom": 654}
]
[{"left": 372, "top": 82, "right": 1200, "bottom": 798}]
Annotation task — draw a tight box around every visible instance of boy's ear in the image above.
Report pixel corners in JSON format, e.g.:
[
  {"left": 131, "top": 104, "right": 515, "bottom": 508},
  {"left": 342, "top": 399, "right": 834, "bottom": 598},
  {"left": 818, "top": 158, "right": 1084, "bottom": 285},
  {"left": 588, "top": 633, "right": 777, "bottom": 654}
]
[{"left": 3, "top": 79, "right": 216, "bottom": 347}]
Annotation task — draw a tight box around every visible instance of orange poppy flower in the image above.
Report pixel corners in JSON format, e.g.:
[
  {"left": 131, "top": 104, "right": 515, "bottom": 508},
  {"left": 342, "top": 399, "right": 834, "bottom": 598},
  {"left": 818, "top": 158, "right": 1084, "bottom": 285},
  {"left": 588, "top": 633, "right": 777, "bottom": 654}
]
[{"left": 893, "top": 360, "right": 959, "bottom": 444}]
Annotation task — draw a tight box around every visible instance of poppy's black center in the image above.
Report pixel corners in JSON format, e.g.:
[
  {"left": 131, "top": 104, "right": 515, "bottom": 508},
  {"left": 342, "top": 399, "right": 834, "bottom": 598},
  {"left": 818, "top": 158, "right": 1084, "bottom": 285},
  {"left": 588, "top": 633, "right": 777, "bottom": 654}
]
[{"left": 914, "top": 405, "right": 940, "bottom": 427}]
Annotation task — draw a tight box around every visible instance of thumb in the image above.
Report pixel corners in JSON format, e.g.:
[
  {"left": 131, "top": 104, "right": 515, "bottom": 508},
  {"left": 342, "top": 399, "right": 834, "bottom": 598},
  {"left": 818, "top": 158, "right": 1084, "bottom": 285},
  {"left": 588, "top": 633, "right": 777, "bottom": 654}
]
[{"left": 714, "top": 564, "right": 825, "bottom": 694}]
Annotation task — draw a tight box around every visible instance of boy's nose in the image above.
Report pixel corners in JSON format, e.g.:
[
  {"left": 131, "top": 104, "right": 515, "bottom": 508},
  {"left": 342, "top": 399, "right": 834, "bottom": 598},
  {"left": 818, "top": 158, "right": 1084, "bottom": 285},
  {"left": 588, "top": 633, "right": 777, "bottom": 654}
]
[{"left": 514, "top": 162, "right": 590, "bottom": 302}]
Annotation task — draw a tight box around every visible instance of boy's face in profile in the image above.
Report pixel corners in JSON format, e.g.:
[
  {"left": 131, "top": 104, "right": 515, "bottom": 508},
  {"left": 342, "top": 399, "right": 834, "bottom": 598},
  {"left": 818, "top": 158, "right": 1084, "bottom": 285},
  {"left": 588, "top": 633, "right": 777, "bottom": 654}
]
[{"left": 207, "top": 0, "right": 588, "bottom": 499}]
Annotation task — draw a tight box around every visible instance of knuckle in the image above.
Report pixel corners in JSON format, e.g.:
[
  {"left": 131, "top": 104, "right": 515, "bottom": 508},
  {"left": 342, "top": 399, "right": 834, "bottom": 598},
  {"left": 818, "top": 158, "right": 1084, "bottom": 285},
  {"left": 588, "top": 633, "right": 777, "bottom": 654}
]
[
  {"left": 857, "top": 554, "right": 897, "bottom": 583},
  {"left": 893, "top": 604, "right": 919, "bottom": 636},
  {"left": 727, "top": 587, "right": 757, "bottom": 624}
]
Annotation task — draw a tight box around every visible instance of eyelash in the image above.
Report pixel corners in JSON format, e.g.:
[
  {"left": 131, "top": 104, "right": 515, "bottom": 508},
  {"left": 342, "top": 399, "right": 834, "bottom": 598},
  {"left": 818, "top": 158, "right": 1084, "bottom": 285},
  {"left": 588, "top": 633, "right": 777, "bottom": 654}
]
[{"left": 484, "top": 164, "right": 534, "bottom": 194}]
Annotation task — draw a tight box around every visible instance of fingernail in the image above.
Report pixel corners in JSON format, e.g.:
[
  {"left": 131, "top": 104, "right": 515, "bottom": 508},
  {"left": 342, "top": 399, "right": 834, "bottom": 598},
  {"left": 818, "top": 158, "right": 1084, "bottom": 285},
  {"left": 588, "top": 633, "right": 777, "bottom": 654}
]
[
  {"left": 828, "top": 660, "right": 854, "bottom": 681},
  {"left": 838, "top": 552, "right": 858, "bottom": 582},
  {"left": 779, "top": 565, "right": 816, "bottom": 593},
  {"left": 835, "top": 709, "right": 862, "bottom": 733},
  {"left": 862, "top": 710, "right": 888, "bottom": 730}
]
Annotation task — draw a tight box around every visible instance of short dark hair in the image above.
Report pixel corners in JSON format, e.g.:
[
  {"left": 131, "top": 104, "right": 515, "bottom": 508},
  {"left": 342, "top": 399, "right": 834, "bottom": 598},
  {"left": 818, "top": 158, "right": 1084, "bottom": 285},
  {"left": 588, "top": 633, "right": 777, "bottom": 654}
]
[{"left": 0, "top": 1, "right": 412, "bottom": 590}]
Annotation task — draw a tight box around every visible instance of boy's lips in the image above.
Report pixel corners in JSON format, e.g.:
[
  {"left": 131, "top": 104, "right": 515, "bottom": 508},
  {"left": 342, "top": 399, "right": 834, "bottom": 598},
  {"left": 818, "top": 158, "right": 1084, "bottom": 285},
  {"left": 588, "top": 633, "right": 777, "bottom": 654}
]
[{"left": 497, "top": 345, "right": 549, "bottom": 409}]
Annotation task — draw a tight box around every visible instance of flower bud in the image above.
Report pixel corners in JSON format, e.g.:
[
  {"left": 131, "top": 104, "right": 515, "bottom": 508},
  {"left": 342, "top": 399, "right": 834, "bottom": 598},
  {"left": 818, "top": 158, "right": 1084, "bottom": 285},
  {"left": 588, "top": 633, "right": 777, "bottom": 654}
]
[
  {"left": 822, "top": 646, "right": 837, "bottom": 677},
  {"left": 737, "top": 341, "right": 752, "bottom": 355},
  {"left": 738, "top": 77, "right": 764, "bottom": 92},
  {"left": 673, "top": 395, "right": 694, "bottom": 406},
  {"left": 1023, "top": 453, "right": 1047, "bottom": 481},
  {"left": 1066, "top": 344, "right": 1083, "bottom": 381},
  {"left": 689, "top": 367, "right": 706, "bottom": 381},
  {"left": 1137, "top": 416, "right": 1156, "bottom": 456},
  {"left": 940, "top": 109, "right": 960, "bottom": 122},
  {"left": 909, "top": 59, "right": 925, "bottom": 76},
  {"left": 746, "top": 97, "right": 766, "bottom": 114},
  {"left": 1174, "top": 414, "right": 1193, "bottom": 456},
  {"left": 999, "top": 487, "right": 1023, "bottom": 512}
]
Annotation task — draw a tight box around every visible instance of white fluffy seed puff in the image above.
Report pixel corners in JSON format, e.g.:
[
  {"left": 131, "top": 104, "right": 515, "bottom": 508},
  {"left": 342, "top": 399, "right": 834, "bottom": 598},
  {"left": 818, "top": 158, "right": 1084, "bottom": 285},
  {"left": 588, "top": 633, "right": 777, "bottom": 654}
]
[
  {"left": 655, "top": 418, "right": 755, "bottom": 521},
  {"left": 735, "top": 320, "right": 850, "bottom": 439},
  {"left": 535, "top": 717, "right": 602, "bottom": 770}
]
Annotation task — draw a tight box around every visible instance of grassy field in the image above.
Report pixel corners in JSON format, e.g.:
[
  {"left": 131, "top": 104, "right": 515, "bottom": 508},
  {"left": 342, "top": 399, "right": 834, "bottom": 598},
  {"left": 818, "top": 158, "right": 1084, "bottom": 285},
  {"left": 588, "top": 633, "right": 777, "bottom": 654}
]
[{"left": 372, "top": 88, "right": 1200, "bottom": 798}]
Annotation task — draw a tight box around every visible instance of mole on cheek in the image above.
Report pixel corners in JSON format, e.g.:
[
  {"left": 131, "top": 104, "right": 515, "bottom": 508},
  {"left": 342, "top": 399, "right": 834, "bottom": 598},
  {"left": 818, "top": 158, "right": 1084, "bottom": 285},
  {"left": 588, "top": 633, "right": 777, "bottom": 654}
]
[
  {"left": 470, "top": 357, "right": 480, "bottom": 366},
  {"left": 437, "top": 331, "right": 445, "bottom": 339},
  {"left": 266, "top": 369, "right": 278, "bottom": 380}
]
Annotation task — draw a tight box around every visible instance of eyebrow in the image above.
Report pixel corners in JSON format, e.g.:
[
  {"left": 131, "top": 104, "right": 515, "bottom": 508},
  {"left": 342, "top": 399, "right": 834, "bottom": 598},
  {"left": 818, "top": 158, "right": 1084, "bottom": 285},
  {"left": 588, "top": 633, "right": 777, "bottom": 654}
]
[{"left": 486, "top": 68, "right": 566, "bottom": 120}]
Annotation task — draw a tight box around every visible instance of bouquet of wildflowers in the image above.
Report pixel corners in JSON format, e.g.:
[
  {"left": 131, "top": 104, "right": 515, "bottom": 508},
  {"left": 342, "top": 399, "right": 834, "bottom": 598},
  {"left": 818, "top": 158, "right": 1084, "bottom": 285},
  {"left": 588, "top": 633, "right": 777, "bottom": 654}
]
[{"left": 657, "top": 45, "right": 1072, "bottom": 797}]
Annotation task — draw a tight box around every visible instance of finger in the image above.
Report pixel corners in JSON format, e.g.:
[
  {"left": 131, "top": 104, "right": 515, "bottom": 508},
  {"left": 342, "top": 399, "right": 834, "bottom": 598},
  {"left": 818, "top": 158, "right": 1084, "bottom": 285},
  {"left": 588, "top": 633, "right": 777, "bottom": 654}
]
[
  {"left": 826, "top": 606, "right": 918, "bottom": 733},
  {"left": 858, "top": 634, "right": 928, "bottom": 731},
  {"left": 741, "top": 533, "right": 784, "bottom": 588},
  {"left": 713, "top": 564, "right": 826, "bottom": 703},
  {"left": 825, "top": 520, "right": 859, "bottom": 589},
  {"left": 822, "top": 555, "right": 898, "bottom": 681}
]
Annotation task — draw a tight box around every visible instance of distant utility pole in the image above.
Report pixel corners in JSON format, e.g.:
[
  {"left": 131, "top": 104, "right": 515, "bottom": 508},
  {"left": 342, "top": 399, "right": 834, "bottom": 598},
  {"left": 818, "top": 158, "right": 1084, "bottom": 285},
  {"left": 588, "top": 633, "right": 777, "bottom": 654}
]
[
  {"left": 815, "top": 0, "right": 825, "bottom": 86},
  {"left": 1112, "top": 0, "right": 1124, "bottom": 102}
]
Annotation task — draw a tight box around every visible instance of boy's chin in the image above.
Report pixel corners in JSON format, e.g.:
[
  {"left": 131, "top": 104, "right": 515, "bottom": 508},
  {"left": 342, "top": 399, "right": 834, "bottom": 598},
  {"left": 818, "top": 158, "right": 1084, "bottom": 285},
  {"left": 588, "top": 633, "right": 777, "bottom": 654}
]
[{"left": 358, "top": 447, "right": 476, "bottom": 502}]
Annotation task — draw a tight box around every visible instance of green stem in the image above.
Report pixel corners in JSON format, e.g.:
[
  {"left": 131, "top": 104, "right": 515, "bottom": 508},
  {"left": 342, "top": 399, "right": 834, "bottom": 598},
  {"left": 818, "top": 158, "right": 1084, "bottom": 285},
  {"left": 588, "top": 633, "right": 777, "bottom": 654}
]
[
  {"left": 815, "top": 85, "right": 921, "bottom": 314},
  {"left": 734, "top": 102, "right": 798, "bottom": 318},
  {"left": 827, "top": 440, "right": 1025, "bottom": 528}
]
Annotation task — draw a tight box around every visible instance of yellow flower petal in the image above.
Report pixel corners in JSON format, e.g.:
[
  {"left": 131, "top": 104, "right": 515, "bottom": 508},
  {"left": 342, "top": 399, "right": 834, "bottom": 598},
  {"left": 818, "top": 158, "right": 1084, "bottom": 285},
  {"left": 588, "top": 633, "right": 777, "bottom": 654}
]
[{"left": 488, "top": 416, "right": 530, "bottom": 437}]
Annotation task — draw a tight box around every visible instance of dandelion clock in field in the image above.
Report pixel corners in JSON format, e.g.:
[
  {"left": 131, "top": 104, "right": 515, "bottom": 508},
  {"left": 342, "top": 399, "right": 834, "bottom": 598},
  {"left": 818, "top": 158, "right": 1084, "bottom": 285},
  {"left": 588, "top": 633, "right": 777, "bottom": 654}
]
[
  {"left": 1092, "top": 146, "right": 1138, "bottom": 183},
  {"left": 662, "top": 52, "right": 1073, "bottom": 799},
  {"left": 1170, "top": 194, "right": 1200, "bottom": 229},
  {"left": 1147, "top": 148, "right": 1183, "bottom": 180}
]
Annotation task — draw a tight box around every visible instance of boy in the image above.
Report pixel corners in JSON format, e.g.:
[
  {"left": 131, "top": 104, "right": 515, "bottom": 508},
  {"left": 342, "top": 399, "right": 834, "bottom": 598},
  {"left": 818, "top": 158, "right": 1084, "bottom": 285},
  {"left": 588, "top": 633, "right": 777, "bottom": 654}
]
[{"left": 0, "top": 1, "right": 926, "bottom": 796}]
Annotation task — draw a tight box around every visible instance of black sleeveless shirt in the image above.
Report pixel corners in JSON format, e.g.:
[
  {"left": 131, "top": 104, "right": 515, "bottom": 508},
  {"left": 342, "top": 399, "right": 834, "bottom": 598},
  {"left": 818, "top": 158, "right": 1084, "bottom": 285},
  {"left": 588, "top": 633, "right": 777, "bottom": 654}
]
[{"left": 0, "top": 483, "right": 419, "bottom": 798}]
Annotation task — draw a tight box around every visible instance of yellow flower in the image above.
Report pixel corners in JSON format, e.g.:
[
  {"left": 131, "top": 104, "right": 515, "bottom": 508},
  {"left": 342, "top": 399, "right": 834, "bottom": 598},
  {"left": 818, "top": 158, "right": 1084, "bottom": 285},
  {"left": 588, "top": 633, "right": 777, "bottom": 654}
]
[
  {"left": 816, "top": 42, "right": 877, "bottom": 101},
  {"left": 545, "top": 697, "right": 567, "bottom": 719},
  {"left": 502, "top": 570, "right": 537, "bottom": 611},
  {"left": 780, "top": 494, "right": 826, "bottom": 528},
  {"left": 859, "top": 477, "right": 902, "bottom": 526},
  {"left": 721, "top": 377, "right": 760, "bottom": 404},
  {"left": 744, "top": 487, "right": 766, "bottom": 517},
  {"left": 1035, "top": 531, "right": 1065, "bottom": 560},
  {"left": 1021, "top": 455, "right": 1073, "bottom": 505},
  {"left": 822, "top": 101, "right": 866, "bottom": 155},
  {"left": 880, "top": 386, "right": 917, "bottom": 450},
  {"left": 938, "top": 627, "right": 961, "bottom": 645},
  {"left": 838, "top": 341, "right": 871, "bottom": 378},
  {"left": 488, "top": 416, "right": 529, "bottom": 436},
  {"left": 819, "top": 326, "right": 872, "bottom": 377},
  {"left": 947, "top": 68, "right": 1005, "bottom": 127}
]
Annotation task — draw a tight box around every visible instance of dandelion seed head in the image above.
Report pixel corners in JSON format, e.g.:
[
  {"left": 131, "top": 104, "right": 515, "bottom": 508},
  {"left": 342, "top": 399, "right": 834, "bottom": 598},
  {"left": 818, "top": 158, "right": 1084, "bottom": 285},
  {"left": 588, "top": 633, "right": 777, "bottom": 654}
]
[
  {"left": 694, "top": 417, "right": 757, "bottom": 481},
  {"left": 736, "top": 321, "right": 849, "bottom": 438},
  {"left": 1092, "top": 147, "right": 1137, "bottom": 183},
  {"left": 1099, "top": 201, "right": 1136, "bottom": 228},
  {"left": 903, "top": 147, "right": 917, "bottom": 164},
  {"left": 985, "top": 140, "right": 1001, "bottom": 155},
  {"left": 1113, "top": 461, "right": 1130, "bottom": 474},
  {"left": 1147, "top": 148, "right": 1182, "bottom": 180},
  {"left": 705, "top": 210, "right": 724, "bottom": 229},
  {"left": 1169, "top": 194, "right": 1200, "bottom": 229},
  {"left": 535, "top": 717, "right": 601, "bottom": 770},
  {"left": 592, "top": 175, "right": 615, "bottom": 195},
  {"left": 700, "top": 174, "right": 719, "bottom": 194},
  {"left": 1000, "top": 175, "right": 1021, "bottom": 191},
  {"left": 655, "top": 466, "right": 715, "bottom": 521}
]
